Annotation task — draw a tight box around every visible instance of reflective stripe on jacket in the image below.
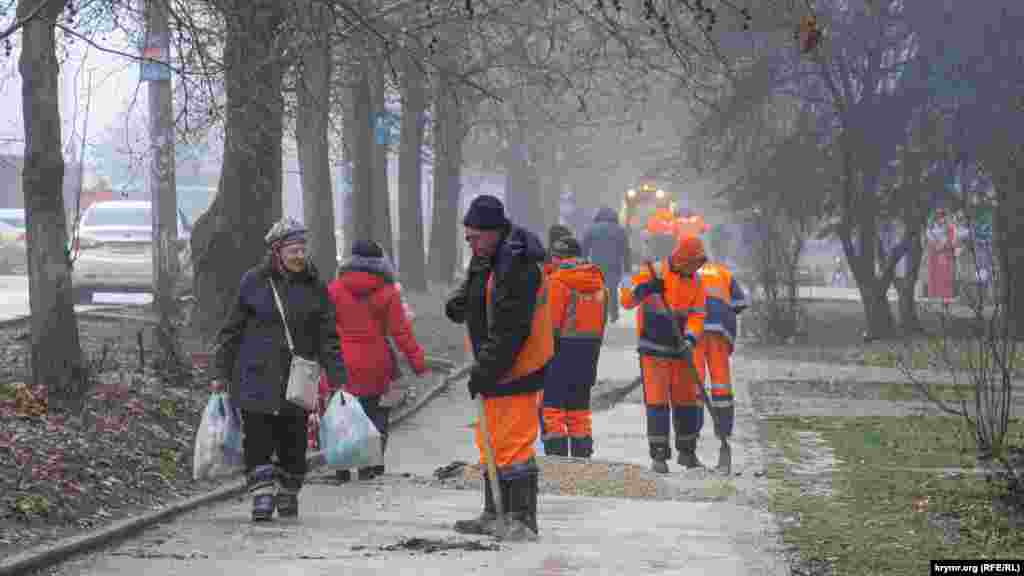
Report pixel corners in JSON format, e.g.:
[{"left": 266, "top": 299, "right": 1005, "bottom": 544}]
[
  {"left": 697, "top": 262, "right": 747, "bottom": 345},
  {"left": 620, "top": 260, "right": 705, "bottom": 358}
]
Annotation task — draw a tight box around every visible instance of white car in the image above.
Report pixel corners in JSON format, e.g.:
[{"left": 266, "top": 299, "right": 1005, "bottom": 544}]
[{"left": 71, "top": 200, "right": 193, "bottom": 303}]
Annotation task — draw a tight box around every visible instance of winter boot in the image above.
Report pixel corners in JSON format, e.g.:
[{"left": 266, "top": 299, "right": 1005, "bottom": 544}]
[
  {"left": 676, "top": 437, "right": 704, "bottom": 470},
  {"left": 248, "top": 464, "right": 276, "bottom": 522},
  {"left": 543, "top": 437, "right": 569, "bottom": 458},
  {"left": 570, "top": 436, "right": 594, "bottom": 459},
  {"left": 497, "top": 472, "right": 539, "bottom": 542},
  {"left": 716, "top": 439, "right": 732, "bottom": 475},
  {"left": 453, "top": 472, "right": 502, "bottom": 535},
  {"left": 274, "top": 471, "right": 302, "bottom": 519},
  {"left": 335, "top": 470, "right": 352, "bottom": 484},
  {"left": 650, "top": 442, "right": 670, "bottom": 474},
  {"left": 358, "top": 467, "right": 377, "bottom": 481}
]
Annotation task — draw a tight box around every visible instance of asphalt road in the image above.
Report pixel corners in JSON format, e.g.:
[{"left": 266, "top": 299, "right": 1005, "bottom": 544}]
[{"left": 0, "top": 275, "right": 152, "bottom": 323}]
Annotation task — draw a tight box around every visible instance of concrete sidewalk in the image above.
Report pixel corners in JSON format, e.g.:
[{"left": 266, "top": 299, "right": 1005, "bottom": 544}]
[{"left": 39, "top": 336, "right": 786, "bottom": 575}]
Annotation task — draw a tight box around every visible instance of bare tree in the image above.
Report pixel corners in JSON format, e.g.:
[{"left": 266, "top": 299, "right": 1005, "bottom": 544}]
[
  {"left": 296, "top": 0, "right": 337, "bottom": 279},
  {"left": 397, "top": 34, "right": 427, "bottom": 291},
  {"left": 17, "top": 0, "right": 87, "bottom": 412},
  {"left": 190, "top": 0, "right": 286, "bottom": 340}
]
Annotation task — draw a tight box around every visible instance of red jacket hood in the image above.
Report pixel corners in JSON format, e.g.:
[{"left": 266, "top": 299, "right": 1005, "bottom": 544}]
[{"left": 335, "top": 255, "right": 396, "bottom": 298}]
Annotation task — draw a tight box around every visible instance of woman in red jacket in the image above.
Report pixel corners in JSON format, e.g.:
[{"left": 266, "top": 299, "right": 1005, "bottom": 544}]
[{"left": 328, "top": 240, "right": 429, "bottom": 481}]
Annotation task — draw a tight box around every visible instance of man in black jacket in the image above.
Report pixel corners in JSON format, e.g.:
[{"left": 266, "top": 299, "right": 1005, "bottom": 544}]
[{"left": 446, "top": 195, "right": 554, "bottom": 541}]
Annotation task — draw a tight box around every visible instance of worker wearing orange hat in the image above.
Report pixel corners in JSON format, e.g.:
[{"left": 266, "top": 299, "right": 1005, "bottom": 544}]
[{"left": 619, "top": 235, "right": 707, "bottom": 473}]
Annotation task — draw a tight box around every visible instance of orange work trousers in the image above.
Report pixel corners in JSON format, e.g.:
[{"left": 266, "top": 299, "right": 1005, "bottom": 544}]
[
  {"left": 640, "top": 354, "right": 703, "bottom": 461},
  {"left": 474, "top": 391, "right": 541, "bottom": 479},
  {"left": 693, "top": 332, "right": 735, "bottom": 438}
]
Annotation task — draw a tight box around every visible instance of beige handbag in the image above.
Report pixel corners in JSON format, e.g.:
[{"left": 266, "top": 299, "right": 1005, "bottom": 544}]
[{"left": 270, "top": 278, "right": 320, "bottom": 411}]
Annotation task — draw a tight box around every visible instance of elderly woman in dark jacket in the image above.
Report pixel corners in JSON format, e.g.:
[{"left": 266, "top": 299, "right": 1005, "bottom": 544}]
[{"left": 211, "top": 217, "right": 347, "bottom": 522}]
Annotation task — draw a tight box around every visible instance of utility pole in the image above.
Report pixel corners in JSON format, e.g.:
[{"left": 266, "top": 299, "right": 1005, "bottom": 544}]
[{"left": 144, "top": 0, "right": 181, "bottom": 371}]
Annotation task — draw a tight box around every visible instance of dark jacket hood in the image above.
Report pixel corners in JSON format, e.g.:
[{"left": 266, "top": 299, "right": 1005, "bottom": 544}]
[
  {"left": 501, "top": 224, "right": 547, "bottom": 264},
  {"left": 594, "top": 207, "right": 619, "bottom": 224}
]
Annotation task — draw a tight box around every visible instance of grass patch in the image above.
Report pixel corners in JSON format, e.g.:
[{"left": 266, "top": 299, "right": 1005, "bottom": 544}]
[
  {"left": 764, "top": 415, "right": 1024, "bottom": 575},
  {"left": 875, "top": 381, "right": 981, "bottom": 404},
  {"left": 860, "top": 338, "right": 1024, "bottom": 374}
]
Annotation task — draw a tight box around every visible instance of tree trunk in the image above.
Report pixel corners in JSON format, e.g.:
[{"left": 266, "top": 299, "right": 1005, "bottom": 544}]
[
  {"left": 350, "top": 53, "right": 375, "bottom": 249},
  {"left": 370, "top": 45, "right": 393, "bottom": 258},
  {"left": 340, "top": 70, "right": 357, "bottom": 257},
  {"left": 191, "top": 1, "right": 285, "bottom": 341},
  {"left": 398, "top": 44, "right": 427, "bottom": 291},
  {"left": 19, "top": 0, "right": 86, "bottom": 413},
  {"left": 897, "top": 231, "right": 924, "bottom": 333},
  {"left": 147, "top": 0, "right": 183, "bottom": 375},
  {"left": 428, "top": 66, "right": 460, "bottom": 284},
  {"left": 993, "top": 157, "right": 1024, "bottom": 339},
  {"left": 297, "top": 0, "right": 336, "bottom": 279}
]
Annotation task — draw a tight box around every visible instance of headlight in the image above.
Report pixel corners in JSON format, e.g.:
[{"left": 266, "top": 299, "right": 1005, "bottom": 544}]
[
  {"left": 656, "top": 189, "right": 666, "bottom": 199},
  {"left": 626, "top": 189, "right": 636, "bottom": 199}
]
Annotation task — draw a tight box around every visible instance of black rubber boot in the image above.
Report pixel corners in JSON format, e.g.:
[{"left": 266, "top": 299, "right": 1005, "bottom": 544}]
[
  {"left": 676, "top": 437, "right": 704, "bottom": 469},
  {"left": 248, "top": 464, "right": 276, "bottom": 522},
  {"left": 453, "top": 472, "right": 500, "bottom": 535},
  {"left": 336, "top": 470, "right": 351, "bottom": 484},
  {"left": 649, "top": 442, "right": 670, "bottom": 473},
  {"left": 543, "top": 437, "right": 569, "bottom": 457},
  {"left": 499, "top": 475, "right": 539, "bottom": 542},
  {"left": 570, "top": 436, "right": 594, "bottom": 459},
  {"left": 358, "top": 467, "right": 377, "bottom": 481},
  {"left": 275, "top": 470, "right": 302, "bottom": 518}
]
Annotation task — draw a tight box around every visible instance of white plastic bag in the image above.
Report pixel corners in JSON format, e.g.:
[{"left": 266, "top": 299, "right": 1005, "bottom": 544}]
[
  {"left": 319, "top": 391, "right": 382, "bottom": 470},
  {"left": 192, "top": 393, "right": 245, "bottom": 480}
]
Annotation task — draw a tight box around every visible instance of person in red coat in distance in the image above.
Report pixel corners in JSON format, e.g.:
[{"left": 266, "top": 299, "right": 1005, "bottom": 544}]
[{"left": 327, "top": 240, "right": 428, "bottom": 481}]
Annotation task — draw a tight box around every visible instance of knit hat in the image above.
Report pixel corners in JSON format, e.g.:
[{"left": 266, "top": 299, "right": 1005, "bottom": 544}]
[
  {"left": 550, "top": 235, "right": 581, "bottom": 258},
  {"left": 351, "top": 240, "right": 384, "bottom": 259},
  {"left": 462, "top": 195, "right": 507, "bottom": 230},
  {"left": 264, "top": 217, "right": 307, "bottom": 248}
]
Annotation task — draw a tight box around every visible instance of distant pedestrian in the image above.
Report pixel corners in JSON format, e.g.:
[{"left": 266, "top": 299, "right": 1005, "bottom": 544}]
[
  {"left": 446, "top": 194, "right": 553, "bottom": 541},
  {"left": 328, "top": 240, "right": 429, "bottom": 482},
  {"left": 211, "top": 217, "right": 348, "bottom": 521},
  {"left": 583, "top": 206, "right": 631, "bottom": 323}
]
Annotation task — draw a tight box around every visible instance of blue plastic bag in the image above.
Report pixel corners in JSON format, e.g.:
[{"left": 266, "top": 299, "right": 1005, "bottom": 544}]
[
  {"left": 320, "top": 390, "right": 382, "bottom": 470},
  {"left": 192, "top": 393, "right": 245, "bottom": 480}
]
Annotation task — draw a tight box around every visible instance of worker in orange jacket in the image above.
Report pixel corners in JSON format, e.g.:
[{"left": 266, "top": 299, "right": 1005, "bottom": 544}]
[
  {"left": 620, "top": 235, "right": 707, "bottom": 473},
  {"left": 543, "top": 235, "right": 607, "bottom": 458},
  {"left": 445, "top": 195, "right": 553, "bottom": 541},
  {"left": 646, "top": 203, "right": 678, "bottom": 262},
  {"left": 674, "top": 208, "right": 709, "bottom": 240},
  {"left": 694, "top": 260, "right": 747, "bottom": 474}
]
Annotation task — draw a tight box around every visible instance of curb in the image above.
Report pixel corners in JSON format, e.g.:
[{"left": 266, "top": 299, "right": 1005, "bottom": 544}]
[{"left": 0, "top": 361, "right": 473, "bottom": 576}]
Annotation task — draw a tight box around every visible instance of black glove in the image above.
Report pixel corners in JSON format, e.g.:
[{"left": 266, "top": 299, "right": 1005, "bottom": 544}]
[
  {"left": 467, "top": 366, "right": 492, "bottom": 399},
  {"left": 633, "top": 277, "right": 665, "bottom": 300}
]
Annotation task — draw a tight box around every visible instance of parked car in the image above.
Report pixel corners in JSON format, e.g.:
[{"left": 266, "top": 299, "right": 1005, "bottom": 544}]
[
  {"left": 0, "top": 208, "right": 26, "bottom": 232},
  {"left": 0, "top": 220, "right": 26, "bottom": 274},
  {"left": 70, "top": 200, "right": 193, "bottom": 303}
]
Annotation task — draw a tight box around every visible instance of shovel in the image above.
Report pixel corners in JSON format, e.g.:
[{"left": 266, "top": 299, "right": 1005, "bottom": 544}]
[{"left": 477, "top": 395, "right": 507, "bottom": 537}]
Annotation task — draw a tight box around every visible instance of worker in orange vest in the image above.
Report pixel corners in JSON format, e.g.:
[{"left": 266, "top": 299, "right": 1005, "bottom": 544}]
[
  {"left": 446, "top": 195, "right": 553, "bottom": 541},
  {"left": 646, "top": 202, "right": 678, "bottom": 261},
  {"left": 674, "top": 208, "right": 709, "bottom": 240},
  {"left": 694, "top": 260, "right": 748, "bottom": 474},
  {"left": 543, "top": 235, "right": 607, "bottom": 458},
  {"left": 620, "top": 235, "right": 707, "bottom": 473}
]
